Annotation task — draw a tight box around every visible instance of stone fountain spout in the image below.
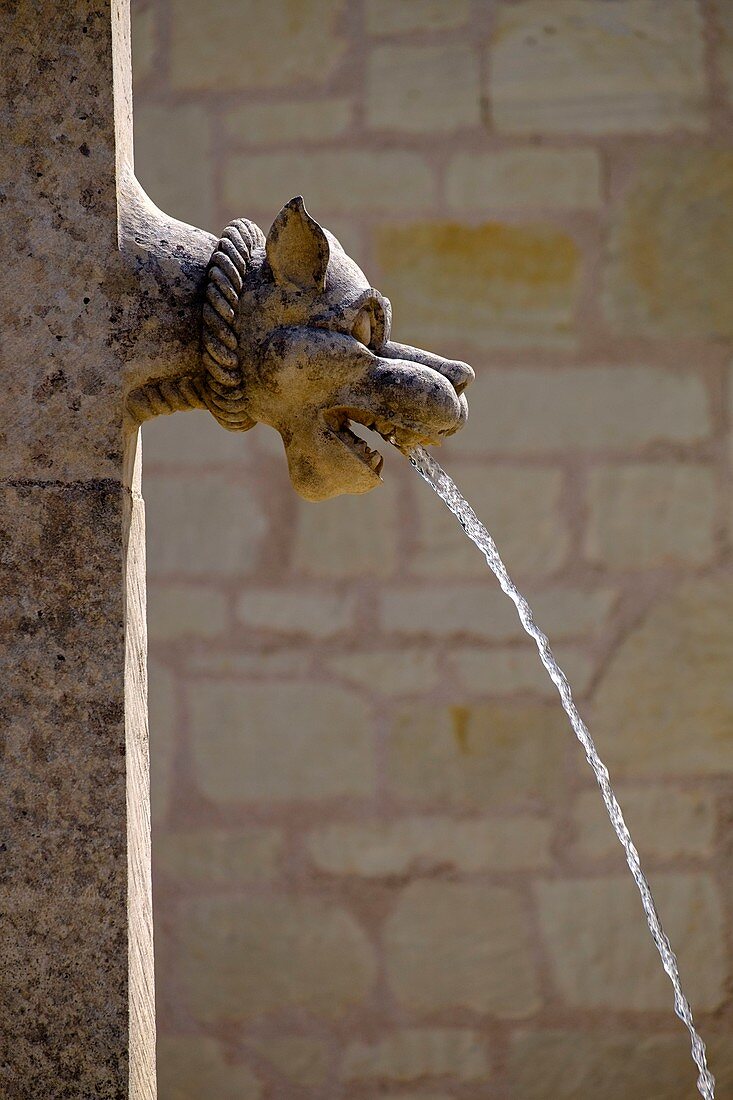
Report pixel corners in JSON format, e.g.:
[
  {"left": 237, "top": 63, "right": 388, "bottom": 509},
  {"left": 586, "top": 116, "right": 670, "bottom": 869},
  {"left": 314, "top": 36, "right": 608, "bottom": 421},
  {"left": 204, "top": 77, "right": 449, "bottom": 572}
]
[{"left": 123, "top": 191, "right": 474, "bottom": 500}]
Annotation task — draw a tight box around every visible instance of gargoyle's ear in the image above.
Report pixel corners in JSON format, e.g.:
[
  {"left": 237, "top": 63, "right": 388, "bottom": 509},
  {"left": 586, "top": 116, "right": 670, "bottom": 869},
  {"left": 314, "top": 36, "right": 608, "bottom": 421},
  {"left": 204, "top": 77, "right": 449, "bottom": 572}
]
[{"left": 266, "top": 196, "right": 330, "bottom": 292}]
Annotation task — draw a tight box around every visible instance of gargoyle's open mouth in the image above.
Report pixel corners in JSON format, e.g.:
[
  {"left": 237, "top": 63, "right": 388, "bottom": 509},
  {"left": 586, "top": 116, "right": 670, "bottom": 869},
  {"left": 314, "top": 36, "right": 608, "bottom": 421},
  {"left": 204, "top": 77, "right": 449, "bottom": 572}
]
[{"left": 323, "top": 406, "right": 438, "bottom": 478}]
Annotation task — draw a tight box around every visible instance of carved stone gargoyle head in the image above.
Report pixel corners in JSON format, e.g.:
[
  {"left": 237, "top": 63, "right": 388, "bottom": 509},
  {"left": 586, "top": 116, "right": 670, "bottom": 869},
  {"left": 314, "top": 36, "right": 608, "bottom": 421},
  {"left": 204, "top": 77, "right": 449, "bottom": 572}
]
[{"left": 131, "top": 197, "right": 473, "bottom": 501}]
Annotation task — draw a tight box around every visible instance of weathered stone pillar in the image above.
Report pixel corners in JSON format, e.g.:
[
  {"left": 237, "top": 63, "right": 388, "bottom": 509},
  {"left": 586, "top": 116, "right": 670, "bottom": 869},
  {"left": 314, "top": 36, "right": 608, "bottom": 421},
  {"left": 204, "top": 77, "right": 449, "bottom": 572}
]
[{"left": 0, "top": 2, "right": 214, "bottom": 1095}]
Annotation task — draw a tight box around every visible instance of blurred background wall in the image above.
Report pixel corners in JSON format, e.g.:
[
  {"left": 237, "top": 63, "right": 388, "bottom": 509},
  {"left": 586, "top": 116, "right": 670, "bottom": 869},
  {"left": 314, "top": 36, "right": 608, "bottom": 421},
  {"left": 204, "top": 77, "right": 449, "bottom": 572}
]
[{"left": 131, "top": 2, "right": 733, "bottom": 1096}]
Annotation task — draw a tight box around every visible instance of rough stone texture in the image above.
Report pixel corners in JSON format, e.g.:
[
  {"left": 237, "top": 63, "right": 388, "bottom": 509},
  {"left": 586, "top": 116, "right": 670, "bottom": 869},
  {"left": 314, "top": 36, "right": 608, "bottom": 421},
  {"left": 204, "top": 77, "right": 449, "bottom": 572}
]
[
  {"left": 157, "top": 1037, "right": 261, "bottom": 1100},
  {"left": 585, "top": 464, "right": 716, "bottom": 569},
  {"left": 307, "top": 816, "right": 551, "bottom": 875},
  {"left": 367, "top": 45, "right": 480, "bottom": 133},
  {"left": 446, "top": 149, "right": 602, "bottom": 211},
  {"left": 537, "top": 874, "right": 726, "bottom": 1011},
  {"left": 342, "top": 1029, "right": 489, "bottom": 1081},
  {"left": 606, "top": 150, "right": 733, "bottom": 337},
  {"left": 592, "top": 578, "right": 733, "bottom": 777},
  {"left": 1, "top": 2, "right": 156, "bottom": 1094},
  {"left": 179, "top": 894, "right": 376, "bottom": 1020},
  {"left": 0, "top": 486, "right": 130, "bottom": 1096},
  {"left": 376, "top": 222, "right": 579, "bottom": 350},
  {"left": 189, "top": 682, "right": 376, "bottom": 802},
  {"left": 489, "top": 1, "right": 707, "bottom": 135},
  {"left": 388, "top": 702, "right": 567, "bottom": 809},
  {"left": 385, "top": 882, "right": 540, "bottom": 1015}
]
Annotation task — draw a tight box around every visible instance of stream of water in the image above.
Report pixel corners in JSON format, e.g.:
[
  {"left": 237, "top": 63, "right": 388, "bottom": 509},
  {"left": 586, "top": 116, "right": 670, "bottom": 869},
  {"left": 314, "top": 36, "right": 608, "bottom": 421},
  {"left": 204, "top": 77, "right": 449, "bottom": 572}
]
[{"left": 408, "top": 444, "right": 715, "bottom": 1100}]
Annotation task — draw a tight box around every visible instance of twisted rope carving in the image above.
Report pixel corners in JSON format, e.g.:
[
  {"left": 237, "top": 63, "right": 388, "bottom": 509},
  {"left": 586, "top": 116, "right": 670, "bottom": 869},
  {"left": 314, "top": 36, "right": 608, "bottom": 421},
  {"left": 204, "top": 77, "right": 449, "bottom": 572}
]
[
  {"left": 126, "top": 218, "right": 265, "bottom": 429},
  {"left": 201, "top": 218, "right": 265, "bottom": 431}
]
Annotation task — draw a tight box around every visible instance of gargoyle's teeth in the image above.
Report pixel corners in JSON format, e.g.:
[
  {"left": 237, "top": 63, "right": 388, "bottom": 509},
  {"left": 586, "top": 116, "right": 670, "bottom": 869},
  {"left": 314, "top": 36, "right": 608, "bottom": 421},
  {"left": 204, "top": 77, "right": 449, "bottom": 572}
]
[{"left": 327, "top": 413, "right": 384, "bottom": 477}]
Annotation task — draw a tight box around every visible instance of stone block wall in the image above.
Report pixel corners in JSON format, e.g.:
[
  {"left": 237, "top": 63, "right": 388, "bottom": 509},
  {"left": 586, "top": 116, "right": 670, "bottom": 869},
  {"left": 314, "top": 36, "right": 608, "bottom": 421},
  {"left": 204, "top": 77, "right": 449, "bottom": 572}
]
[{"left": 132, "top": 2, "right": 733, "bottom": 1096}]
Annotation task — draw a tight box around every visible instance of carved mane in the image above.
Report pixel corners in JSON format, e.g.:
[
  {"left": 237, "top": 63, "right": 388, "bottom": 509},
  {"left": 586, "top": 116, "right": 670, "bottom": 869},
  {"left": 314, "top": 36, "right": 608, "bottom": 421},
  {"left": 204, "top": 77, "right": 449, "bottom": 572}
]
[
  {"left": 200, "top": 218, "right": 265, "bottom": 431},
  {"left": 126, "top": 218, "right": 265, "bottom": 429}
]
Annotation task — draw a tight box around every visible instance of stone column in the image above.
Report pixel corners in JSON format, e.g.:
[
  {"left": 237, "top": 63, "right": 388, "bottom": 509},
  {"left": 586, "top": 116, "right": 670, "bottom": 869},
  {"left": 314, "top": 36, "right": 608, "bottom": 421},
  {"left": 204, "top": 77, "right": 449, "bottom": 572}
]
[{"left": 0, "top": 2, "right": 213, "bottom": 1095}]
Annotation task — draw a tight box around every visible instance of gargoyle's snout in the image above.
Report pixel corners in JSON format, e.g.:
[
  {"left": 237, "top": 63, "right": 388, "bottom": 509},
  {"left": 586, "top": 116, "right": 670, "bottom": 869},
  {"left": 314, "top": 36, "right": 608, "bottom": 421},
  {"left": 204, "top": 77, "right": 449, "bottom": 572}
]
[
  {"left": 384, "top": 340, "right": 474, "bottom": 396},
  {"left": 363, "top": 354, "right": 467, "bottom": 447},
  {"left": 380, "top": 340, "right": 473, "bottom": 440}
]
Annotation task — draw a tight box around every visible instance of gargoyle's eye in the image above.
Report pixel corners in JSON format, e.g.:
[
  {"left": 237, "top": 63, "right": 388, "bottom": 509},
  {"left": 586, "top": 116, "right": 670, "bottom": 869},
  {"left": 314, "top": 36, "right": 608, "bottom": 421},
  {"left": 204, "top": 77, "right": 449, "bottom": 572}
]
[{"left": 352, "top": 309, "right": 372, "bottom": 347}]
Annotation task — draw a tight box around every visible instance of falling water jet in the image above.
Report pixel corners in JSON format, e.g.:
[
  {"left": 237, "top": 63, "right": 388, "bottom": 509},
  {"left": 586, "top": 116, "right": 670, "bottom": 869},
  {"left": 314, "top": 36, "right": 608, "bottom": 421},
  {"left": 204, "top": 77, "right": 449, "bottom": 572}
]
[{"left": 407, "top": 444, "right": 715, "bottom": 1100}]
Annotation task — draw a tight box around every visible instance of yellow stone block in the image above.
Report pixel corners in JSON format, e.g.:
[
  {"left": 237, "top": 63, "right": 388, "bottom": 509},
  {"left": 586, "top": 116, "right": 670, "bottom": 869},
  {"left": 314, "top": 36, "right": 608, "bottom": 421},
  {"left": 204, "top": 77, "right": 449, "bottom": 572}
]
[
  {"left": 388, "top": 700, "right": 567, "bottom": 808},
  {"left": 376, "top": 221, "right": 579, "bottom": 350}
]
